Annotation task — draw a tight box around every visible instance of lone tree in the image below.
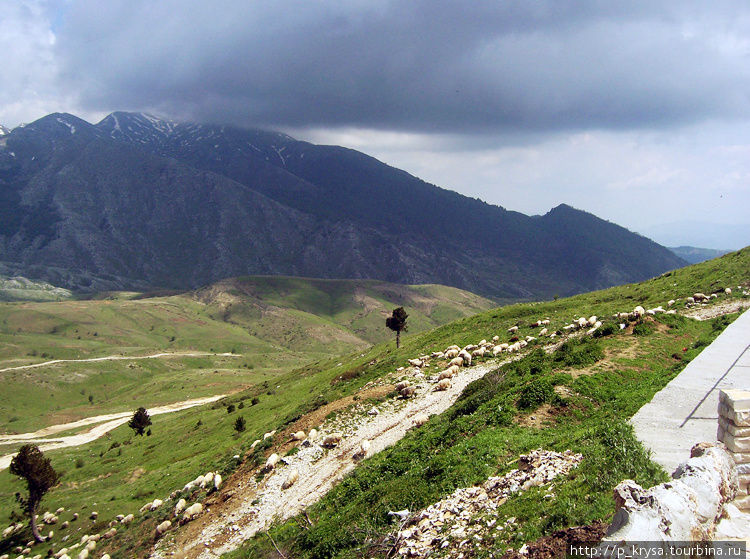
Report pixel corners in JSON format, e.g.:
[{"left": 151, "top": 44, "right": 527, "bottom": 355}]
[
  {"left": 128, "top": 407, "right": 152, "bottom": 436},
  {"left": 10, "top": 444, "right": 60, "bottom": 542},
  {"left": 386, "top": 307, "right": 408, "bottom": 348}
]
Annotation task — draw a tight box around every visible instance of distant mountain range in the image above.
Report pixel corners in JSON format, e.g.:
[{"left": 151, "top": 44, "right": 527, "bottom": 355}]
[
  {"left": 0, "top": 112, "right": 686, "bottom": 299},
  {"left": 668, "top": 246, "right": 731, "bottom": 264}
]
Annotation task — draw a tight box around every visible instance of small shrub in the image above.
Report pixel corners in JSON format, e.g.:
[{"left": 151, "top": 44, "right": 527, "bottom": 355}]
[
  {"left": 632, "top": 322, "right": 654, "bottom": 336},
  {"left": 593, "top": 322, "right": 618, "bottom": 338},
  {"left": 517, "top": 378, "right": 554, "bottom": 409},
  {"left": 75, "top": 457, "right": 85, "bottom": 469},
  {"left": 227, "top": 404, "right": 236, "bottom": 414},
  {"left": 251, "top": 397, "right": 259, "bottom": 406},
  {"left": 238, "top": 401, "right": 244, "bottom": 409}
]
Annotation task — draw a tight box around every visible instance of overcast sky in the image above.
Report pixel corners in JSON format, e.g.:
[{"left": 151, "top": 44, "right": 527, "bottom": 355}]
[{"left": 3, "top": 1, "right": 750, "bottom": 249}]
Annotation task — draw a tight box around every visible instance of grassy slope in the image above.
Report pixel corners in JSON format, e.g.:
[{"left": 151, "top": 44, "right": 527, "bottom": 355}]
[
  {"left": 0, "top": 277, "right": 493, "bottom": 433},
  {"left": 0, "top": 249, "right": 747, "bottom": 558},
  {"left": 0, "top": 274, "right": 72, "bottom": 302}
]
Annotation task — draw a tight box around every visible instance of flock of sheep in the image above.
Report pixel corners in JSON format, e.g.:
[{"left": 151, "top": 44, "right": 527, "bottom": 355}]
[{"left": 1, "top": 285, "right": 740, "bottom": 559}]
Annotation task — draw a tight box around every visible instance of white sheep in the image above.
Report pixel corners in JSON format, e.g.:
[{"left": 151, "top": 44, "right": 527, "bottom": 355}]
[
  {"left": 120, "top": 514, "right": 133, "bottom": 525},
  {"left": 395, "top": 380, "right": 410, "bottom": 392},
  {"left": 291, "top": 430, "right": 306, "bottom": 441},
  {"left": 155, "top": 520, "right": 171, "bottom": 537},
  {"left": 85, "top": 539, "right": 96, "bottom": 552},
  {"left": 471, "top": 347, "right": 485, "bottom": 358},
  {"left": 491, "top": 335, "right": 500, "bottom": 342},
  {"left": 263, "top": 431, "right": 275, "bottom": 440},
  {"left": 539, "top": 328, "right": 548, "bottom": 336},
  {"left": 174, "top": 498, "right": 187, "bottom": 516},
  {"left": 448, "top": 356, "right": 464, "bottom": 368},
  {"left": 150, "top": 499, "right": 163, "bottom": 511},
  {"left": 435, "top": 378, "right": 451, "bottom": 391},
  {"left": 438, "top": 369, "right": 454, "bottom": 380},
  {"left": 407, "top": 358, "right": 423, "bottom": 367},
  {"left": 213, "top": 473, "right": 222, "bottom": 491},
  {"left": 354, "top": 439, "right": 371, "bottom": 459},
  {"left": 667, "top": 299, "right": 676, "bottom": 306},
  {"left": 308, "top": 428, "right": 318, "bottom": 441},
  {"left": 725, "top": 287, "right": 732, "bottom": 295},
  {"left": 322, "top": 433, "right": 343, "bottom": 447},
  {"left": 686, "top": 296, "right": 695, "bottom": 304},
  {"left": 693, "top": 292, "right": 708, "bottom": 302},
  {"left": 413, "top": 413, "right": 429, "bottom": 427},
  {"left": 282, "top": 469, "right": 299, "bottom": 489},
  {"left": 77, "top": 549, "right": 89, "bottom": 559},
  {"left": 250, "top": 439, "right": 262, "bottom": 450},
  {"left": 444, "top": 348, "right": 460, "bottom": 359},
  {"left": 508, "top": 326, "right": 519, "bottom": 333},
  {"left": 587, "top": 315, "right": 597, "bottom": 326},
  {"left": 458, "top": 350, "right": 472, "bottom": 366},
  {"left": 265, "top": 453, "right": 280, "bottom": 470},
  {"left": 182, "top": 503, "right": 203, "bottom": 523}
]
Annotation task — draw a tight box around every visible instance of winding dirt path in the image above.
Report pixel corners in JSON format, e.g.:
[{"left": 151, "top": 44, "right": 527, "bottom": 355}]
[
  {"left": 151, "top": 358, "right": 508, "bottom": 559},
  {"left": 0, "top": 351, "right": 240, "bottom": 374},
  {"left": 0, "top": 394, "right": 227, "bottom": 470}
]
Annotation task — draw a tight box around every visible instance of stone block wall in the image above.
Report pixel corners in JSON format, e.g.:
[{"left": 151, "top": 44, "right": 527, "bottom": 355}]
[{"left": 718, "top": 389, "right": 750, "bottom": 510}]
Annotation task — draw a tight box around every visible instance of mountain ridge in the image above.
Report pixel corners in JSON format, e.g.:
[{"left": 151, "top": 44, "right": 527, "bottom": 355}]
[{"left": 0, "top": 112, "right": 686, "bottom": 299}]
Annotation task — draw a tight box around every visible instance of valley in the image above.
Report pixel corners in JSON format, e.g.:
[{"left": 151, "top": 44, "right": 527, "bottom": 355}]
[{"left": 0, "top": 247, "right": 747, "bottom": 559}]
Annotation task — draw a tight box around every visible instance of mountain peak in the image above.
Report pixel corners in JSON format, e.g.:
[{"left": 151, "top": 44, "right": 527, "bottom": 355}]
[{"left": 0, "top": 124, "right": 9, "bottom": 136}]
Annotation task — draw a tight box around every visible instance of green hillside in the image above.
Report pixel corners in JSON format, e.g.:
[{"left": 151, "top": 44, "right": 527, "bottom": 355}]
[
  {"left": 0, "top": 276, "right": 494, "bottom": 433},
  {"left": 0, "top": 249, "right": 747, "bottom": 559},
  {"left": 0, "top": 274, "right": 72, "bottom": 302}
]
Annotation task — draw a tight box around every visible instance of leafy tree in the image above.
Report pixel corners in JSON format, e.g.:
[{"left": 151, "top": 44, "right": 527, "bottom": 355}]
[
  {"left": 234, "top": 416, "right": 246, "bottom": 433},
  {"left": 10, "top": 444, "right": 60, "bottom": 542},
  {"left": 386, "top": 307, "right": 408, "bottom": 348},
  {"left": 128, "top": 407, "right": 152, "bottom": 436}
]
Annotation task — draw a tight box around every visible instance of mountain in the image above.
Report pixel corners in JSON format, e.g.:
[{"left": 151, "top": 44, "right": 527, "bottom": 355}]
[
  {"left": 668, "top": 246, "right": 731, "bottom": 264},
  {"left": 0, "top": 112, "right": 686, "bottom": 299}
]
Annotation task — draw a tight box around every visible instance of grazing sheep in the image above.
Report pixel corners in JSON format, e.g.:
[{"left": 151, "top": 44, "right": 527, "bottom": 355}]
[
  {"left": 89, "top": 512, "right": 98, "bottom": 520},
  {"left": 120, "top": 514, "right": 133, "bottom": 525},
  {"left": 354, "top": 440, "right": 371, "bottom": 459},
  {"left": 491, "top": 345, "right": 504, "bottom": 356},
  {"left": 182, "top": 481, "right": 196, "bottom": 492},
  {"left": 77, "top": 549, "right": 89, "bottom": 559},
  {"left": 399, "top": 386, "right": 416, "bottom": 398},
  {"left": 525, "top": 336, "right": 536, "bottom": 342},
  {"left": 155, "top": 520, "right": 171, "bottom": 537},
  {"left": 250, "top": 439, "right": 262, "bottom": 450},
  {"left": 539, "top": 328, "right": 548, "bottom": 336},
  {"left": 444, "top": 348, "right": 460, "bottom": 359},
  {"left": 448, "top": 356, "right": 464, "bottom": 368},
  {"left": 438, "top": 369, "right": 454, "bottom": 380},
  {"left": 587, "top": 315, "right": 597, "bottom": 326},
  {"left": 291, "top": 430, "right": 306, "bottom": 441},
  {"left": 103, "top": 528, "right": 116, "bottom": 539},
  {"left": 407, "top": 358, "right": 423, "bottom": 367},
  {"left": 576, "top": 317, "right": 588, "bottom": 329},
  {"left": 395, "top": 381, "right": 410, "bottom": 392},
  {"left": 149, "top": 499, "right": 163, "bottom": 511},
  {"left": 471, "top": 347, "right": 485, "bottom": 358},
  {"left": 508, "top": 326, "right": 519, "bottom": 333},
  {"left": 263, "top": 431, "right": 275, "bottom": 440},
  {"left": 213, "top": 473, "right": 222, "bottom": 491},
  {"left": 265, "top": 453, "right": 280, "bottom": 470},
  {"left": 85, "top": 539, "right": 96, "bottom": 552},
  {"left": 668, "top": 299, "right": 676, "bottom": 306},
  {"left": 174, "top": 498, "right": 187, "bottom": 516},
  {"left": 322, "top": 433, "right": 343, "bottom": 447},
  {"left": 202, "top": 472, "right": 215, "bottom": 487},
  {"left": 686, "top": 296, "right": 695, "bottom": 305},
  {"left": 693, "top": 292, "right": 708, "bottom": 302},
  {"left": 435, "top": 378, "right": 451, "bottom": 391},
  {"left": 519, "top": 339, "right": 528, "bottom": 348},
  {"left": 61, "top": 521, "right": 69, "bottom": 529},
  {"left": 458, "top": 350, "right": 472, "bottom": 366},
  {"left": 413, "top": 413, "right": 429, "bottom": 427},
  {"left": 182, "top": 503, "right": 203, "bottom": 523},
  {"left": 491, "top": 335, "right": 500, "bottom": 342},
  {"left": 101, "top": 555, "right": 110, "bottom": 559},
  {"left": 282, "top": 469, "right": 299, "bottom": 489},
  {"left": 725, "top": 287, "right": 732, "bottom": 295},
  {"left": 308, "top": 428, "right": 318, "bottom": 441}
]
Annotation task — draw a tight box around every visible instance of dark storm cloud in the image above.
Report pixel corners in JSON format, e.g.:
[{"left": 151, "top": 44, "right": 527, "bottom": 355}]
[{"left": 55, "top": 0, "right": 750, "bottom": 133}]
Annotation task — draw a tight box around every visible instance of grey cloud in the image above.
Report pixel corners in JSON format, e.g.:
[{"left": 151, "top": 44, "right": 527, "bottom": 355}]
[{"left": 50, "top": 1, "right": 750, "bottom": 133}]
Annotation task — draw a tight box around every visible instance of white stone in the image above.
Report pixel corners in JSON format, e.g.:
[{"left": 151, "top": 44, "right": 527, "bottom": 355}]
[
  {"left": 720, "top": 389, "right": 750, "bottom": 412},
  {"left": 719, "top": 416, "right": 750, "bottom": 437},
  {"left": 722, "top": 434, "right": 750, "bottom": 453}
]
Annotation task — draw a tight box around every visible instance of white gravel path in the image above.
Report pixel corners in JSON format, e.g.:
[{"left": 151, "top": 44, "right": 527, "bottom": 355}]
[{"left": 153, "top": 359, "right": 507, "bottom": 559}]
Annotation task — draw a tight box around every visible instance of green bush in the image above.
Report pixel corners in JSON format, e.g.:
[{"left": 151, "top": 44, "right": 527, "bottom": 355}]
[
  {"left": 593, "top": 322, "right": 618, "bottom": 338},
  {"left": 632, "top": 322, "right": 653, "bottom": 336},
  {"left": 553, "top": 339, "right": 604, "bottom": 368},
  {"left": 517, "top": 378, "right": 554, "bottom": 409}
]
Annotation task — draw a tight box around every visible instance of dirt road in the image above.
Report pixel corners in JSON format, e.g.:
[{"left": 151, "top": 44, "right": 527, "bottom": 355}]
[
  {"left": 0, "top": 351, "right": 240, "bottom": 374},
  {"left": 0, "top": 394, "right": 226, "bottom": 470}
]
